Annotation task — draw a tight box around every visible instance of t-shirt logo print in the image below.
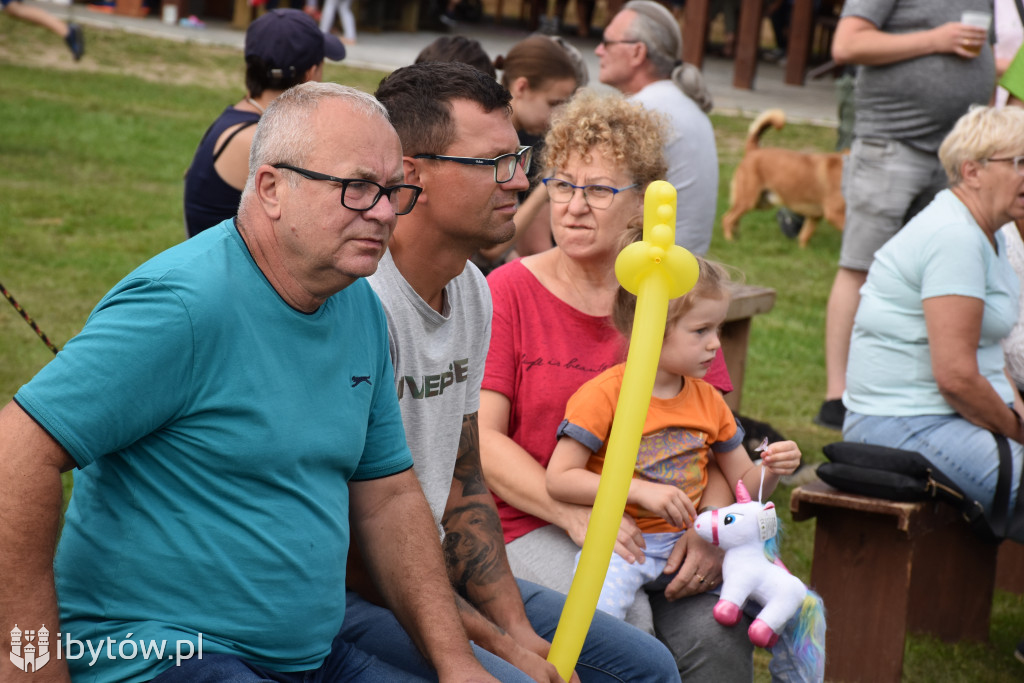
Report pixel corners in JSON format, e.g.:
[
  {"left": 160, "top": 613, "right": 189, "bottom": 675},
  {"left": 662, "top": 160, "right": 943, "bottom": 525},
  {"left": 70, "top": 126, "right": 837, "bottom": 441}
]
[
  {"left": 351, "top": 375, "right": 372, "bottom": 387},
  {"left": 10, "top": 625, "right": 51, "bottom": 673}
]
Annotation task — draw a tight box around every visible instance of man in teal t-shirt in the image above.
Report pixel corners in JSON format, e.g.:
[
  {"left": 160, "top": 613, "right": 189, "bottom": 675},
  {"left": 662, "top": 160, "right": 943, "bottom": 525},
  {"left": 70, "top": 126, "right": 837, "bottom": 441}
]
[{"left": 0, "top": 83, "right": 499, "bottom": 683}]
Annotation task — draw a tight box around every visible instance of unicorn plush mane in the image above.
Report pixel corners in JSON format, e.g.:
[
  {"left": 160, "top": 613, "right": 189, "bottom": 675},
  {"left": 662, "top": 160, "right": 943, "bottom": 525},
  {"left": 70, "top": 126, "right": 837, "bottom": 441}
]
[{"left": 694, "top": 481, "right": 825, "bottom": 682}]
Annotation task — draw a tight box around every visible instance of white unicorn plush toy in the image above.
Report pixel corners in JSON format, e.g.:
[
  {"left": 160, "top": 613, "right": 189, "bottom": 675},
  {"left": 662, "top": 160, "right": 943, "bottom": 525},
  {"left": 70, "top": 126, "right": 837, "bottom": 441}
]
[{"left": 694, "top": 480, "right": 825, "bottom": 680}]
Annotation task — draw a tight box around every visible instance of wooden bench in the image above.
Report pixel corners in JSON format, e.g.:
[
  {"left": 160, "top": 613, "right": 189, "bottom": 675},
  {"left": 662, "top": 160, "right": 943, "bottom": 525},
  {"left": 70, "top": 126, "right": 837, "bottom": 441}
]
[
  {"left": 721, "top": 283, "right": 775, "bottom": 413},
  {"left": 997, "top": 540, "right": 1024, "bottom": 593},
  {"left": 790, "top": 480, "right": 999, "bottom": 683}
]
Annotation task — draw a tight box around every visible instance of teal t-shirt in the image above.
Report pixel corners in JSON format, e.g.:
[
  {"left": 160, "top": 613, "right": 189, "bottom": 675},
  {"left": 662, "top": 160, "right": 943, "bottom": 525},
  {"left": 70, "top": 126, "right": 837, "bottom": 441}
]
[
  {"left": 845, "top": 190, "right": 1019, "bottom": 416},
  {"left": 15, "top": 220, "right": 413, "bottom": 682}
]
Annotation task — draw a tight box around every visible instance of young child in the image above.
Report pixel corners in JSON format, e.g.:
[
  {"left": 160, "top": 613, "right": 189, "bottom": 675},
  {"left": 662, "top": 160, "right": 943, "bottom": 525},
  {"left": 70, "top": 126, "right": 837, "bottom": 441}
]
[{"left": 545, "top": 226, "right": 802, "bottom": 619}]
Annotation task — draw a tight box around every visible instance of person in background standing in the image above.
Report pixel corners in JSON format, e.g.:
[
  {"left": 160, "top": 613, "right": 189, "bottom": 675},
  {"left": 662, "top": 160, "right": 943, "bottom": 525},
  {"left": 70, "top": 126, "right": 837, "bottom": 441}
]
[
  {"left": 816, "top": 0, "right": 996, "bottom": 430},
  {"left": 1, "top": 0, "right": 83, "bottom": 60},
  {"left": 319, "top": 0, "right": 356, "bottom": 45}
]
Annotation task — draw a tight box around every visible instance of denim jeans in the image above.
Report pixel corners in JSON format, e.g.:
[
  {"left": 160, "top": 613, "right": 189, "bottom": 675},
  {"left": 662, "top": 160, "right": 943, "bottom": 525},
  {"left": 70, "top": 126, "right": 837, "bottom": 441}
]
[
  {"left": 149, "top": 580, "right": 680, "bottom": 682},
  {"left": 149, "top": 639, "right": 422, "bottom": 682},
  {"left": 340, "top": 579, "right": 680, "bottom": 682},
  {"left": 844, "top": 410, "right": 1023, "bottom": 540}
]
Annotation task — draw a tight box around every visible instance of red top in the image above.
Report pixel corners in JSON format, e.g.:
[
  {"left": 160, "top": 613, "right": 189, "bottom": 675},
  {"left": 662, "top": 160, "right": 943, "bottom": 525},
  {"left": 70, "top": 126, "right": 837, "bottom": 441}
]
[{"left": 483, "top": 259, "right": 733, "bottom": 543}]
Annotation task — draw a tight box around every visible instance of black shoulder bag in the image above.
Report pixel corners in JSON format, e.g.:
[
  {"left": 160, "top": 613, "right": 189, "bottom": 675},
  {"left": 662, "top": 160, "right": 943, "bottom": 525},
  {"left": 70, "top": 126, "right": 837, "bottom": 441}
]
[{"left": 817, "top": 435, "right": 1024, "bottom": 543}]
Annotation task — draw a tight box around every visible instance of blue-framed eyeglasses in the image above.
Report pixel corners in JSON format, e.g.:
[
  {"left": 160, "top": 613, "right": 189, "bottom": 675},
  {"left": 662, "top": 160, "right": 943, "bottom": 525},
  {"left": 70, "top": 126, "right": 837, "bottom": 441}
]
[
  {"left": 542, "top": 177, "right": 639, "bottom": 209},
  {"left": 412, "top": 145, "right": 532, "bottom": 184},
  {"left": 272, "top": 164, "right": 422, "bottom": 215}
]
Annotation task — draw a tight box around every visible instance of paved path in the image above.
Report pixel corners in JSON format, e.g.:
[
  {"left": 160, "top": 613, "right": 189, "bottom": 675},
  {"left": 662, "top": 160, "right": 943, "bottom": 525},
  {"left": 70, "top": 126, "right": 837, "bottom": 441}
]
[{"left": 33, "top": 0, "right": 840, "bottom": 126}]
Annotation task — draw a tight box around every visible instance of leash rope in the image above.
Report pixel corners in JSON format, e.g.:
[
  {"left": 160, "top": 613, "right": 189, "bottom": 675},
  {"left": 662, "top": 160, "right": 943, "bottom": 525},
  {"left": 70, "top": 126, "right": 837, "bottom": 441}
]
[{"left": 0, "top": 280, "right": 60, "bottom": 355}]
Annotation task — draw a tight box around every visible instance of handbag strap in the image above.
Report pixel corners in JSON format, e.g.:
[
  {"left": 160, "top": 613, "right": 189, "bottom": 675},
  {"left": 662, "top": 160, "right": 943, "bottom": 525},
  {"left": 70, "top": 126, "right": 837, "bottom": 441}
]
[
  {"left": 1011, "top": 434, "right": 1024, "bottom": 540},
  {"left": 990, "top": 433, "right": 1013, "bottom": 538}
]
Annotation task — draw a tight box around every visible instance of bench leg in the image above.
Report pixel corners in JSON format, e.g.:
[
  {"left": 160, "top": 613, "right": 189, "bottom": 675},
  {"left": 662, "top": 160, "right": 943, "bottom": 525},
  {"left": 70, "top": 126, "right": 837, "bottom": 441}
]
[
  {"left": 810, "top": 509, "right": 910, "bottom": 683},
  {"left": 810, "top": 505, "right": 997, "bottom": 683},
  {"left": 905, "top": 504, "right": 996, "bottom": 642},
  {"left": 996, "top": 541, "right": 1024, "bottom": 594},
  {"left": 720, "top": 317, "right": 750, "bottom": 413}
]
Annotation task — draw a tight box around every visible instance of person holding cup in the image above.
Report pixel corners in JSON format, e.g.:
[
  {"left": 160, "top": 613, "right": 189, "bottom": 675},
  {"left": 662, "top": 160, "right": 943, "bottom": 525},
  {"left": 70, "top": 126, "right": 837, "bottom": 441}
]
[
  {"left": 814, "top": 0, "right": 997, "bottom": 432},
  {"left": 961, "top": 9, "right": 994, "bottom": 56}
]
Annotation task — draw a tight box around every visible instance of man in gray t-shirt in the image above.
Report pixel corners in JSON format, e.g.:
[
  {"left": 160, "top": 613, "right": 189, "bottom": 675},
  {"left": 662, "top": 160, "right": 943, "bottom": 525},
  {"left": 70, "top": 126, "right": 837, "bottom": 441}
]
[
  {"left": 341, "top": 62, "right": 681, "bottom": 683},
  {"left": 816, "top": 0, "right": 996, "bottom": 430}
]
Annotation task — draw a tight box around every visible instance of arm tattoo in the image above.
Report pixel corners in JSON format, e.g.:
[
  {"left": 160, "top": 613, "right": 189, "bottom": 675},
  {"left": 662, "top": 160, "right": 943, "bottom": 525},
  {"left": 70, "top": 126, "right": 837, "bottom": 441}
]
[
  {"left": 453, "top": 413, "right": 487, "bottom": 497},
  {"left": 442, "top": 502, "right": 506, "bottom": 597}
]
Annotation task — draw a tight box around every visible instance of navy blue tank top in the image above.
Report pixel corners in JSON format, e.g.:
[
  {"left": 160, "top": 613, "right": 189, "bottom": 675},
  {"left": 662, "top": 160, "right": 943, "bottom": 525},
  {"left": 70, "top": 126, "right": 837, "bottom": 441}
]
[{"left": 183, "top": 106, "right": 261, "bottom": 237}]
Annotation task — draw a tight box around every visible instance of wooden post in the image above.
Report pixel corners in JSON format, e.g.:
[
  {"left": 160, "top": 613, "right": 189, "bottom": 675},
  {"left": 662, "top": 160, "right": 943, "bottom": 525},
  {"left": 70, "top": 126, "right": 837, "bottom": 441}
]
[
  {"left": 682, "top": 0, "right": 709, "bottom": 70},
  {"left": 784, "top": 0, "right": 815, "bottom": 85},
  {"left": 231, "top": 0, "right": 251, "bottom": 30},
  {"left": 114, "top": 0, "right": 148, "bottom": 17},
  {"left": 732, "top": 0, "right": 761, "bottom": 89}
]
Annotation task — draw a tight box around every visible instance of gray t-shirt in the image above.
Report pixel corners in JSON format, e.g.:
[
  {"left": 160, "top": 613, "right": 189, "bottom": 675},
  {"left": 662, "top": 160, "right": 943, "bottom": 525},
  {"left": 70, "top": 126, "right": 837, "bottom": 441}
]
[
  {"left": 843, "top": 0, "right": 996, "bottom": 152},
  {"left": 367, "top": 250, "right": 492, "bottom": 531},
  {"left": 631, "top": 80, "right": 719, "bottom": 255}
]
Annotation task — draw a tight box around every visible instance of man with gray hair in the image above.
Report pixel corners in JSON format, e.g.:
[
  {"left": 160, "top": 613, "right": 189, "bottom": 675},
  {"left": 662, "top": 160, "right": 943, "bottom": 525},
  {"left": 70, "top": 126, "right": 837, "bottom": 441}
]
[
  {"left": 596, "top": 0, "right": 718, "bottom": 255},
  {"left": 0, "top": 81, "right": 498, "bottom": 683}
]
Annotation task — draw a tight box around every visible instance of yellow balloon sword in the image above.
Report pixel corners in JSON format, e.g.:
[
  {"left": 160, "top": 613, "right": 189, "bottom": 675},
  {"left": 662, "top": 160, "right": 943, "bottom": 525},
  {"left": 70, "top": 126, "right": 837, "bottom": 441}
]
[{"left": 546, "top": 180, "right": 699, "bottom": 680}]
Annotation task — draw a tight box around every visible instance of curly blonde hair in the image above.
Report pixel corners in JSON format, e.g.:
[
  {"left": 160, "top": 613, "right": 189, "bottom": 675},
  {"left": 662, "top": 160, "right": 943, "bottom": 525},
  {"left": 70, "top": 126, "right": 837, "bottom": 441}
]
[{"left": 542, "top": 88, "right": 667, "bottom": 187}]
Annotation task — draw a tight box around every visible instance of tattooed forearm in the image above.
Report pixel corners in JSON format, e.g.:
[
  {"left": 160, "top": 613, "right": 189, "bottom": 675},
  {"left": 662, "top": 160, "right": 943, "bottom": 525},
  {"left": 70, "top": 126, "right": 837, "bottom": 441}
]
[
  {"left": 453, "top": 413, "right": 488, "bottom": 497},
  {"left": 443, "top": 502, "right": 506, "bottom": 596}
]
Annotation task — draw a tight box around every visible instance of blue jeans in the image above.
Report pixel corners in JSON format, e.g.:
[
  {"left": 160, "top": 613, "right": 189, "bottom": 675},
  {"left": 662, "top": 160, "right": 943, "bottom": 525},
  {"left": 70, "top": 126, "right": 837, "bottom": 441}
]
[
  {"left": 149, "top": 639, "right": 422, "bottom": 682},
  {"left": 340, "top": 579, "right": 680, "bottom": 682},
  {"left": 844, "top": 410, "right": 1024, "bottom": 541}
]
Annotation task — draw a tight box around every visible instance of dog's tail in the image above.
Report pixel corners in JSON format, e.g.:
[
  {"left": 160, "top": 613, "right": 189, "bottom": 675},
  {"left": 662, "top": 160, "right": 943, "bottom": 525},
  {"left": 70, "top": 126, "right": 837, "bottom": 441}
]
[{"left": 745, "top": 109, "right": 786, "bottom": 154}]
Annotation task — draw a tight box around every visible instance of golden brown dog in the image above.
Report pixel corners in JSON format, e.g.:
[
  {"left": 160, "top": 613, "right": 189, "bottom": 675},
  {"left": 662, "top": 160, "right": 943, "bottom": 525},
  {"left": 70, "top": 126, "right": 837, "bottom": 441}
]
[{"left": 722, "top": 109, "right": 845, "bottom": 247}]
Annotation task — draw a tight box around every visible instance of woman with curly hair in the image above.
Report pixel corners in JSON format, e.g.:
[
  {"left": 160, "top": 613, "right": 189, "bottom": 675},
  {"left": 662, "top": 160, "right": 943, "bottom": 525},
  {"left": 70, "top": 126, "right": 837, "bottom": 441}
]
[{"left": 479, "top": 90, "right": 753, "bottom": 679}]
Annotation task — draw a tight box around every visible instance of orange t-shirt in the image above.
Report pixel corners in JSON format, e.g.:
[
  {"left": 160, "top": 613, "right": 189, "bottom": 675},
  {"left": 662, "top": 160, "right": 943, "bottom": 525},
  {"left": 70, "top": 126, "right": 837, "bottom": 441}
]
[{"left": 557, "top": 364, "right": 743, "bottom": 533}]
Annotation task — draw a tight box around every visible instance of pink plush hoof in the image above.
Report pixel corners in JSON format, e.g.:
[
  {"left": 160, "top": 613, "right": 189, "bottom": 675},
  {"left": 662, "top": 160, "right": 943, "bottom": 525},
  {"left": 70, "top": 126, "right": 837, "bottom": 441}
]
[
  {"left": 748, "top": 619, "right": 780, "bottom": 648},
  {"left": 713, "top": 600, "right": 741, "bottom": 626}
]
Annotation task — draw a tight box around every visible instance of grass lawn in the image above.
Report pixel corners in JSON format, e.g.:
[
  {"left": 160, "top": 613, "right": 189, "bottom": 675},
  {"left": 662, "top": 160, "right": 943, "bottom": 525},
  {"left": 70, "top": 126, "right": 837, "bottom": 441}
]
[{"left": 1, "top": 17, "right": 1022, "bottom": 681}]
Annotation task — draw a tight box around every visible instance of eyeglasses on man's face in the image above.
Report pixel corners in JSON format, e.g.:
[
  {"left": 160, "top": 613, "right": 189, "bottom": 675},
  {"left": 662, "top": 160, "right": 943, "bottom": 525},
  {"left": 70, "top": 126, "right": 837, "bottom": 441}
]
[
  {"left": 985, "top": 155, "right": 1024, "bottom": 176},
  {"left": 542, "top": 177, "right": 638, "bottom": 210},
  {"left": 599, "top": 36, "right": 641, "bottom": 49},
  {"left": 412, "top": 145, "right": 533, "bottom": 184},
  {"left": 272, "top": 164, "right": 422, "bottom": 216}
]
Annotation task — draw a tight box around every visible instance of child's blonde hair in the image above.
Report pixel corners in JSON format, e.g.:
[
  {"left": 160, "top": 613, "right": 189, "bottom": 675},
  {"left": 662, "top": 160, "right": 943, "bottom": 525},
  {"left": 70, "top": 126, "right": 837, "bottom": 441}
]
[{"left": 611, "top": 218, "right": 731, "bottom": 339}]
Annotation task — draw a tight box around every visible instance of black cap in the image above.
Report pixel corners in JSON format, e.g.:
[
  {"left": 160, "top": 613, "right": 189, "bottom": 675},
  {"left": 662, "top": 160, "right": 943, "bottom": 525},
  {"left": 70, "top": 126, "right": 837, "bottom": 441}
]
[{"left": 244, "top": 9, "right": 345, "bottom": 80}]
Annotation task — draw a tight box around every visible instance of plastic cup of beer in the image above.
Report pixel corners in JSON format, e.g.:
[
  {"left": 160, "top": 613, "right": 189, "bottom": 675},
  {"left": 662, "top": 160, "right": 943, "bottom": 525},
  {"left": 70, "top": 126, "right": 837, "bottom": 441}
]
[{"left": 961, "top": 11, "right": 991, "bottom": 56}]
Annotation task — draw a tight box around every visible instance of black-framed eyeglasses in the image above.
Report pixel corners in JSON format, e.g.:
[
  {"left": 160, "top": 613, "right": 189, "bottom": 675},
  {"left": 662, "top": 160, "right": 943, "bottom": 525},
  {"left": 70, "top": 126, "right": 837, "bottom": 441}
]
[
  {"left": 599, "top": 37, "right": 642, "bottom": 49},
  {"left": 272, "top": 164, "right": 422, "bottom": 215},
  {"left": 412, "top": 145, "right": 532, "bottom": 184},
  {"left": 542, "top": 177, "right": 638, "bottom": 210},
  {"left": 985, "top": 155, "right": 1024, "bottom": 176}
]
